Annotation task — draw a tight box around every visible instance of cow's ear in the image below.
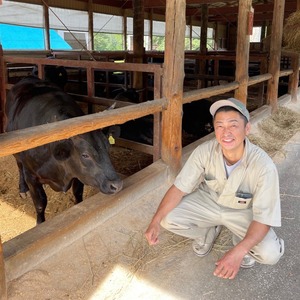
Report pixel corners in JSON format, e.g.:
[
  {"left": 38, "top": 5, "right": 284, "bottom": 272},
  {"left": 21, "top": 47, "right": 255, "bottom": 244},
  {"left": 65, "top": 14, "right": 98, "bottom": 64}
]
[{"left": 53, "top": 140, "right": 73, "bottom": 161}]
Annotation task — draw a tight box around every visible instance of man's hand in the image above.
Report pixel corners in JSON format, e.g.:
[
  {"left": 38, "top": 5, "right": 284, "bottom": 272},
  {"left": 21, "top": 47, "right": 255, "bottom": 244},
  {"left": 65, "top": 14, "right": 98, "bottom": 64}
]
[
  {"left": 213, "top": 247, "right": 245, "bottom": 279},
  {"left": 144, "top": 185, "right": 186, "bottom": 246},
  {"left": 145, "top": 221, "right": 160, "bottom": 245}
]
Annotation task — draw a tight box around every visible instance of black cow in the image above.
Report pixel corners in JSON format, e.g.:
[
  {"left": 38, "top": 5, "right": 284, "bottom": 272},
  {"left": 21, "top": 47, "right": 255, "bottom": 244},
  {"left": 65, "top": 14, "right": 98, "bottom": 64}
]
[
  {"left": 182, "top": 99, "right": 213, "bottom": 138},
  {"left": 6, "top": 76, "right": 123, "bottom": 224},
  {"left": 32, "top": 56, "right": 68, "bottom": 90},
  {"left": 107, "top": 100, "right": 213, "bottom": 146}
]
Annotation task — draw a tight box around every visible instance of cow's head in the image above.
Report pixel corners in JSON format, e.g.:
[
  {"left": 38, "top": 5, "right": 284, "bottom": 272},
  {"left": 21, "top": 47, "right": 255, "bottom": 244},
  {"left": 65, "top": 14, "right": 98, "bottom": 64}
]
[{"left": 53, "top": 131, "right": 123, "bottom": 194}]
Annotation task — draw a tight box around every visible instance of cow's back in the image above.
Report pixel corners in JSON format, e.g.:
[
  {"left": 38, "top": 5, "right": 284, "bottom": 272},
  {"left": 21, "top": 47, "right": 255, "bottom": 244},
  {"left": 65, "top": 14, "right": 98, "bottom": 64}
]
[{"left": 6, "top": 76, "right": 84, "bottom": 131}]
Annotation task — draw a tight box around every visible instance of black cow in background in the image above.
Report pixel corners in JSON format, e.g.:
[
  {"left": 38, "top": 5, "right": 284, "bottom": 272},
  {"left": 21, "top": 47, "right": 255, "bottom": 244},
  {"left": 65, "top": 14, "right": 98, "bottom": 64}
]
[
  {"left": 6, "top": 76, "right": 123, "bottom": 224},
  {"left": 107, "top": 93, "right": 213, "bottom": 145},
  {"left": 32, "top": 55, "right": 68, "bottom": 90},
  {"left": 182, "top": 99, "right": 213, "bottom": 138}
]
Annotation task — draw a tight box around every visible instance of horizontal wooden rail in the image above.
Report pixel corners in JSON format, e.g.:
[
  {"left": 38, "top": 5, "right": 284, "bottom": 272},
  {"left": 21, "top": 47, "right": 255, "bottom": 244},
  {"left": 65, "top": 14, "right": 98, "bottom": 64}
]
[
  {"left": 4, "top": 56, "right": 163, "bottom": 74},
  {"left": 183, "top": 81, "right": 239, "bottom": 104},
  {"left": 279, "top": 69, "right": 293, "bottom": 77},
  {"left": 70, "top": 94, "right": 134, "bottom": 108},
  {"left": 0, "top": 98, "right": 167, "bottom": 158},
  {"left": 248, "top": 73, "right": 272, "bottom": 86}
]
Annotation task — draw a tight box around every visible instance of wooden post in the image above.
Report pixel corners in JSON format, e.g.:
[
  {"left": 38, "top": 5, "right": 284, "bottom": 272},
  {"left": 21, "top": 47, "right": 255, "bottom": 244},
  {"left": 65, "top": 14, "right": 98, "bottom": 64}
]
[
  {"left": 234, "top": 0, "right": 252, "bottom": 104},
  {"left": 0, "top": 236, "right": 7, "bottom": 300},
  {"left": 189, "top": 16, "right": 193, "bottom": 50},
  {"left": 199, "top": 4, "right": 208, "bottom": 88},
  {"left": 123, "top": 14, "right": 128, "bottom": 51},
  {"left": 161, "top": 0, "right": 186, "bottom": 175},
  {"left": 266, "top": 0, "right": 285, "bottom": 112},
  {"left": 87, "top": 0, "right": 94, "bottom": 51},
  {"left": 149, "top": 9, "right": 153, "bottom": 50},
  {"left": 0, "top": 45, "right": 6, "bottom": 133},
  {"left": 43, "top": 1, "right": 50, "bottom": 50},
  {"left": 288, "top": 52, "right": 300, "bottom": 103},
  {"left": 132, "top": 0, "right": 144, "bottom": 90},
  {"left": 214, "top": 22, "right": 218, "bottom": 50}
]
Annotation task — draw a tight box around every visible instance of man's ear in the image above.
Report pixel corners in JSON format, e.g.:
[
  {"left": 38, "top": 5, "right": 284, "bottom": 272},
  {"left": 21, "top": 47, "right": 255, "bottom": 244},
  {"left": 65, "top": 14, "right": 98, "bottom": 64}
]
[{"left": 245, "top": 122, "right": 251, "bottom": 136}]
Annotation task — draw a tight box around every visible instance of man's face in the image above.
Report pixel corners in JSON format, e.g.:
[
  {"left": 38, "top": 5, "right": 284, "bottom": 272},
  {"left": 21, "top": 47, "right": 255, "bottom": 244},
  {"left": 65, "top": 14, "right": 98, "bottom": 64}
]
[{"left": 213, "top": 110, "right": 250, "bottom": 154}]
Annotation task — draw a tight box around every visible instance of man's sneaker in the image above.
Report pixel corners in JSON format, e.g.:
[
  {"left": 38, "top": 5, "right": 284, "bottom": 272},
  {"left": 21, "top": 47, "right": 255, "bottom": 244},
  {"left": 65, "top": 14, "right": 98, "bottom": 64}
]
[
  {"left": 241, "top": 254, "right": 256, "bottom": 269},
  {"left": 279, "top": 238, "right": 285, "bottom": 255},
  {"left": 192, "top": 225, "right": 222, "bottom": 257}
]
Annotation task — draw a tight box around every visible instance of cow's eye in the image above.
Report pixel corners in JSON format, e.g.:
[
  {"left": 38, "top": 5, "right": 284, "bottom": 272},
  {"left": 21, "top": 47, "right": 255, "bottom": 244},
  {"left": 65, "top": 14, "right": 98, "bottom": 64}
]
[{"left": 82, "top": 153, "right": 90, "bottom": 159}]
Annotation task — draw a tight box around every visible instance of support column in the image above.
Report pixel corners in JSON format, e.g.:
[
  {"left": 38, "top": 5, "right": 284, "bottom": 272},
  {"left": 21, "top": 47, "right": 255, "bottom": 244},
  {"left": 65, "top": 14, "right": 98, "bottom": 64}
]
[
  {"left": 0, "top": 45, "right": 6, "bottom": 133},
  {"left": 234, "top": 0, "right": 252, "bottom": 104},
  {"left": 199, "top": 4, "right": 208, "bottom": 88},
  {"left": 161, "top": 0, "right": 186, "bottom": 175},
  {"left": 43, "top": 1, "right": 50, "bottom": 50},
  {"left": 267, "top": 0, "right": 285, "bottom": 112},
  {"left": 122, "top": 13, "right": 128, "bottom": 51},
  {"left": 149, "top": 9, "right": 153, "bottom": 50},
  {"left": 288, "top": 52, "right": 300, "bottom": 103},
  {"left": 87, "top": 0, "right": 94, "bottom": 51},
  {"left": 132, "top": 0, "right": 144, "bottom": 90}
]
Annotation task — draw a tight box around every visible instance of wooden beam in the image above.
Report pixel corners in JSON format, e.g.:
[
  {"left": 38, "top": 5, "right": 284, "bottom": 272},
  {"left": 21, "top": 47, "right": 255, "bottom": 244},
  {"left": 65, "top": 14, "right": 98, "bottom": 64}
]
[
  {"left": 122, "top": 13, "right": 128, "bottom": 51},
  {"left": 133, "top": 0, "right": 145, "bottom": 90},
  {"left": 87, "top": 0, "right": 94, "bottom": 51},
  {"left": 43, "top": 1, "right": 50, "bottom": 50},
  {"left": 0, "top": 98, "right": 167, "bottom": 158},
  {"left": 0, "top": 46, "right": 6, "bottom": 133},
  {"left": 234, "top": 0, "right": 252, "bottom": 104},
  {"left": 183, "top": 81, "right": 239, "bottom": 104},
  {"left": 267, "top": 0, "right": 286, "bottom": 112},
  {"left": 199, "top": 4, "right": 208, "bottom": 88},
  {"left": 149, "top": 9, "right": 153, "bottom": 50},
  {"left": 161, "top": 0, "right": 186, "bottom": 175},
  {"left": 289, "top": 57, "right": 300, "bottom": 103}
]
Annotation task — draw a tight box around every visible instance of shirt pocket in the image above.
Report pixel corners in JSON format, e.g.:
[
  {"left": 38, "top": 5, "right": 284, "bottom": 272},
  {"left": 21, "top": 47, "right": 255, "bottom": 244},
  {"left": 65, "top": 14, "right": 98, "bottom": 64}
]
[
  {"left": 204, "top": 178, "right": 221, "bottom": 194},
  {"left": 234, "top": 192, "right": 253, "bottom": 209}
]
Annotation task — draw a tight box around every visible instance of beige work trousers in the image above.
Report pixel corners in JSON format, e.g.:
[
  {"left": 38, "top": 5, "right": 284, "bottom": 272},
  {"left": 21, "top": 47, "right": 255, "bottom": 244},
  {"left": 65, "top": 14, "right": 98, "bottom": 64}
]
[{"left": 161, "top": 188, "right": 284, "bottom": 265}]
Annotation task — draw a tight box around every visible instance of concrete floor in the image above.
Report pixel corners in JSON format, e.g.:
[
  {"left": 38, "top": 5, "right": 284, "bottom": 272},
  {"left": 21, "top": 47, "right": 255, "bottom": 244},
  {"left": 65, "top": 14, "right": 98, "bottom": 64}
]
[{"left": 4, "top": 97, "right": 300, "bottom": 300}]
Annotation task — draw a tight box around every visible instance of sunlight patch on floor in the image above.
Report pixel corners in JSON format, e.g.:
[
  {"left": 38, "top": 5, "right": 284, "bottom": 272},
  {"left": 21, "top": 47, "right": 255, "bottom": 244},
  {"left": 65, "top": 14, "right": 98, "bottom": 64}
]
[{"left": 89, "top": 265, "right": 181, "bottom": 300}]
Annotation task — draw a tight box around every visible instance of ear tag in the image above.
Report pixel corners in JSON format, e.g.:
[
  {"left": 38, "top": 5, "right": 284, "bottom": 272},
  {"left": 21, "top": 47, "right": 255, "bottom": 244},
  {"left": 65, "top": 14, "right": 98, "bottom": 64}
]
[{"left": 108, "top": 134, "right": 115, "bottom": 145}]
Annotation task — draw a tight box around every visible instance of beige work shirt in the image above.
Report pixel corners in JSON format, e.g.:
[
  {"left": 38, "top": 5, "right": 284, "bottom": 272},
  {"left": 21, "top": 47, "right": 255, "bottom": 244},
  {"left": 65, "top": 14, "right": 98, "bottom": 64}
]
[{"left": 174, "top": 138, "right": 281, "bottom": 227}]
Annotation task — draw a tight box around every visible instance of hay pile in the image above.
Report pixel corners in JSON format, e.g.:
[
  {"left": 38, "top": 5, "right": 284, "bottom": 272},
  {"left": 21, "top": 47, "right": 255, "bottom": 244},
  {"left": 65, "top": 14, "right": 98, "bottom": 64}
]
[
  {"left": 283, "top": 10, "right": 300, "bottom": 53},
  {"left": 249, "top": 107, "right": 300, "bottom": 156}
]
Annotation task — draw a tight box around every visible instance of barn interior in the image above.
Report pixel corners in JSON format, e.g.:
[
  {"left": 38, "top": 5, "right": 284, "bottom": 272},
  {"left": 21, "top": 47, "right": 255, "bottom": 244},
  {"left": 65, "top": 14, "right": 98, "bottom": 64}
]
[{"left": 0, "top": 0, "right": 300, "bottom": 298}]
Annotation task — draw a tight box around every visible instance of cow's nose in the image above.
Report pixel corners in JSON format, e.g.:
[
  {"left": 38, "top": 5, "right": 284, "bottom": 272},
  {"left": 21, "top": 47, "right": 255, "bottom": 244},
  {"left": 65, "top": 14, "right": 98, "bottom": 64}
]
[{"left": 109, "top": 180, "right": 123, "bottom": 193}]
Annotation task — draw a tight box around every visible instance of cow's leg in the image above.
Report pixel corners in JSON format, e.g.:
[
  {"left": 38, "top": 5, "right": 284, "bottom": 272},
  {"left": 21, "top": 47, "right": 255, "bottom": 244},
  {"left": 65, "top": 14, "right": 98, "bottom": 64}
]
[
  {"left": 16, "top": 160, "right": 30, "bottom": 199},
  {"left": 72, "top": 178, "right": 84, "bottom": 204},
  {"left": 24, "top": 172, "right": 48, "bottom": 224}
]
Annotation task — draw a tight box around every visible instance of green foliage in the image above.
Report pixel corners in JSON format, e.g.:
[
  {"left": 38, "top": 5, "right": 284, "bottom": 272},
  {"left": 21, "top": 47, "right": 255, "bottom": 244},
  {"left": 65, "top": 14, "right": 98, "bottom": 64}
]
[
  {"left": 152, "top": 36, "right": 165, "bottom": 50},
  {"left": 93, "top": 33, "right": 213, "bottom": 52},
  {"left": 94, "top": 33, "right": 123, "bottom": 51}
]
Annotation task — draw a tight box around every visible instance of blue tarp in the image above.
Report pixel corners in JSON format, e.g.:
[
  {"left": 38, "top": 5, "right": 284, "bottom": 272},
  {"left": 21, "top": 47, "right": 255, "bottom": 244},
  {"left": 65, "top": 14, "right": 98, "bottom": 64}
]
[{"left": 0, "top": 24, "right": 71, "bottom": 50}]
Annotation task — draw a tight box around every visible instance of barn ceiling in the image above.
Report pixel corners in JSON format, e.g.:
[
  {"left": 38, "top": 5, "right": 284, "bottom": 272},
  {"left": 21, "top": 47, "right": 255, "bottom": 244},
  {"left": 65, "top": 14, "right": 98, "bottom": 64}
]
[
  {"left": 3, "top": 0, "right": 298, "bottom": 27},
  {"left": 81, "top": 0, "right": 297, "bottom": 26}
]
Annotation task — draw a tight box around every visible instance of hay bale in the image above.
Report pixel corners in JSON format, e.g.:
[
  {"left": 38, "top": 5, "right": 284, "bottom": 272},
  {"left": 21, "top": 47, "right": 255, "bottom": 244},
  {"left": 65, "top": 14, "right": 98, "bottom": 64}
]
[
  {"left": 283, "top": 10, "right": 300, "bottom": 53},
  {"left": 249, "top": 107, "right": 300, "bottom": 156}
]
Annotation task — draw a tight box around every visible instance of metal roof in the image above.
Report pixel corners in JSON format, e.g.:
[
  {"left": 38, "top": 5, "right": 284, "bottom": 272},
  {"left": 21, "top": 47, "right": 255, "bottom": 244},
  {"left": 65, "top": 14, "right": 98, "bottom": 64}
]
[{"left": 2, "top": 0, "right": 298, "bottom": 27}]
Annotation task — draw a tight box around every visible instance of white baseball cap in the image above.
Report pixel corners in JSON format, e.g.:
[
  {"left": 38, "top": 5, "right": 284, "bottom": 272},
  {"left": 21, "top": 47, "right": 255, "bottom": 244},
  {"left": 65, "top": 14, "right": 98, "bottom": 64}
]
[{"left": 209, "top": 98, "right": 250, "bottom": 121}]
